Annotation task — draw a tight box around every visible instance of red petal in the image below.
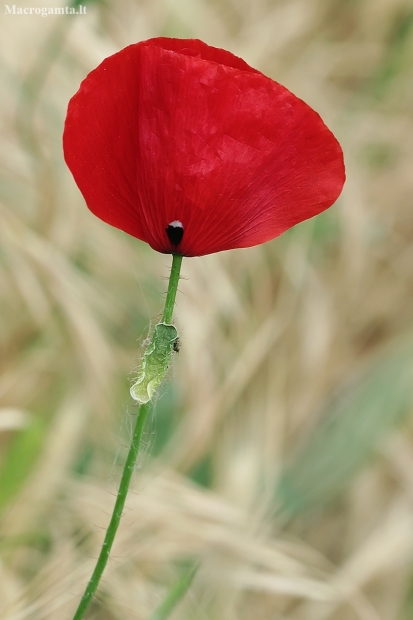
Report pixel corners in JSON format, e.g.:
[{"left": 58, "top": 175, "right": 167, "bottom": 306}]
[{"left": 63, "top": 38, "right": 345, "bottom": 257}]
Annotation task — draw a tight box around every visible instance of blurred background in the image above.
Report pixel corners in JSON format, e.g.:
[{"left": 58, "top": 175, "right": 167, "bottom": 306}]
[{"left": 1, "top": 0, "right": 413, "bottom": 618}]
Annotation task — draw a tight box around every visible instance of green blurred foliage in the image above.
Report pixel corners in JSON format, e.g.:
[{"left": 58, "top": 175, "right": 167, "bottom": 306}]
[
  {"left": 0, "top": 417, "right": 47, "bottom": 516},
  {"left": 278, "top": 338, "right": 413, "bottom": 518}
]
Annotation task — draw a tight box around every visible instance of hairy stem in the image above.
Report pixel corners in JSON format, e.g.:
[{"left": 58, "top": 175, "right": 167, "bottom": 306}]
[
  {"left": 72, "top": 403, "right": 150, "bottom": 620},
  {"left": 162, "top": 254, "right": 182, "bottom": 324},
  {"left": 72, "top": 253, "right": 183, "bottom": 620}
]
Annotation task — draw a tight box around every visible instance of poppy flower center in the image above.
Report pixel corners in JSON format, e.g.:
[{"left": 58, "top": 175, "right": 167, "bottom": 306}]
[{"left": 166, "top": 220, "right": 184, "bottom": 247}]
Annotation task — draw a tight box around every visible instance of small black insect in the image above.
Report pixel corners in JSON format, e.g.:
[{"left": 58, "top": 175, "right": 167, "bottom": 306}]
[
  {"left": 173, "top": 338, "right": 181, "bottom": 353},
  {"left": 166, "top": 220, "right": 184, "bottom": 247}
]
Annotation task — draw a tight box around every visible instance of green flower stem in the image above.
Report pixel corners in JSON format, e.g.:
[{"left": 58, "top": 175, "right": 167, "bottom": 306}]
[
  {"left": 72, "top": 402, "right": 151, "bottom": 620},
  {"left": 72, "top": 253, "right": 183, "bottom": 620},
  {"left": 162, "top": 254, "right": 183, "bottom": 324}
]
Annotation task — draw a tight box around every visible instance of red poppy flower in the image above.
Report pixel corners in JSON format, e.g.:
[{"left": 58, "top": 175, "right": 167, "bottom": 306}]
[{"left": 63, "top": 38, "right": 345, "bottom": 257}]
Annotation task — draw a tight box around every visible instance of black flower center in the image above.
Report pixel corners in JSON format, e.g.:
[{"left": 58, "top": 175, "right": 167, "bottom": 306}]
[{"left": 165, "top": 220, "right": 184, "bottom": 247}]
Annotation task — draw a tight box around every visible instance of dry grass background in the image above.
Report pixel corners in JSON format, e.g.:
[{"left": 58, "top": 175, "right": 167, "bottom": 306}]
[{"left": 1, "top": 0, "right": 413, "bottom": 618}]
